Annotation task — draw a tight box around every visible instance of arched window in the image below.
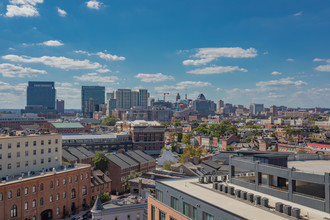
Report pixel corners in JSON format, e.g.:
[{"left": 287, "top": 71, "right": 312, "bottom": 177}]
[
  {"left": 32, "top": 185, "right": 36, "bottom": 193},
  {"left": 63, "top": 178, "right": 66, "bottom": 185},
  {"left": 56, "top": 193, "right": 59, "bottom": 201},
  {"left": 71, "top": 189, "right": 76, "bottom": 199},
  {"left": 8, "top": 191, "right": 12, "bottom": 199},
  {"left": 17, "top": 189, "right": 20, "bottom": 197},
  {"left": 82, "top": 186, "right": 87, "bottom": 196},
  {"left": 24, "top": 201, "right": 28, "bottom": 210},
  {"left": 50, "top": 181, "right": 53, "bottom": 189},
  {"left": 63, "top": 191, "right": 66, "bottom": 199},
  {"left": 40, "top": 183, "right": 44, "bottom": 192},
  {"left": 25, "top": 187, "right": 28, "bottom": 195},
  {"left": 11, "top": 205, "right": 17, "bottom": 217},
  {"left": 50, "top": 195, "right": 53, "bottom": 203},
  {"left": 32, "top": 199, "right": 36, "bottom": 208},
  {"left": 40, "top": 197, "right": 44, "bottom": 206}
]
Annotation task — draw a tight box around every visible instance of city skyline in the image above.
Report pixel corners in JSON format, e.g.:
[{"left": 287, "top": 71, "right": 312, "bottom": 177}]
[{"left": 0, "top": 0, "right": 330, "bottom": 109}]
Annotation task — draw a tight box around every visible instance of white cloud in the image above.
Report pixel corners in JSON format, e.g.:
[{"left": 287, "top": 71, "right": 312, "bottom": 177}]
[
  {"left": 0, "top": 63, "right": 47, "bottom": 78},
  {"left": 57, "top": 7, "right": 67, "bottom": 17},
  {"left": 96, "top": 68, "right": 111, "bottom": 73},
  {"left": 263, "top": 51, "right": 269, "bottom": 55},
  {"left": 6, "top": 4, "right": 39, "bottom": 17},
  {"left": 6, "top": 0, "right": 43, "bottom": 17},
  {"left": 286, "top": 58, "right": 295, "bottom": 62},
  {"left": 86, "top": 0, "right": 102, "bottom": 10},
  {"left": 313, "top": 58, "right": 330, "bottom": 63},
  {"left": 73, "top": 73, "right": 118, "bottom": 83},
  {"left": 271, "top": 71, "right": 282, "bottom": 75},
  {"left": 293, "top": 11, "right": 303, "bottom": 16},
  {"left": 74, "top": 50, "right": 126, "bottom": 61},
  {"left": 256, "top": 77, "right": 307, "bottom": 90},
  {"left": 315, "top": 65, "right": 330, "bottom": 72},
  {"left": 40, "top": 40, "right": 64, "bottom": 47},
  {"left": 155, "top": 81, "right": 211, "bottom": 93},
  {"left": 216, "top": 88, "right": 222, "bottom": 92},
  {"left": 2, "top": 54, "right": 102, "bottom": 70},
  {"left": 183, "top": 47, "right": 257, "bottom": 66},
  {"left": 187, "top": 65, "right": 247, "bottom": 74},
  {"left": 135, "top": 73, "right": 174, "bottom": 83},
  {"left": 96, "top": 52, "right": 125, "bottom": 61}
]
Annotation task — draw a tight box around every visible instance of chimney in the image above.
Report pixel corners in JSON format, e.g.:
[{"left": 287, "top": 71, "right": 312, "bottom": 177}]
[{"left": 138, "top": 179, "right": 142, "bottom": 197}]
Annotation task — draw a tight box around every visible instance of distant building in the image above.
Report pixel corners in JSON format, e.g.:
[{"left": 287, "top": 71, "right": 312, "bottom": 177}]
[
  {"left": 81, "top": 86, "right": 105, "bottom": 118},
  {"left": 48, "top": 122, "right": 89, "bottom": 134},
  {"left": 0, "top": 114, "right": 48, "bottom": 130},
  {"left": 114, "top": 89, "right": 148, "bottom": 110},
  {"left": 217, "top": 100, "right": 224, "bottom": 112},
  {"left": 249, "top": 103, "right": 264, "bottom": 115},
  {"left": 56, "top": 99, "right": 64, "bottom": 115},
  {"left": 192, "top": 94, "right": 216, "bottom": 116}
]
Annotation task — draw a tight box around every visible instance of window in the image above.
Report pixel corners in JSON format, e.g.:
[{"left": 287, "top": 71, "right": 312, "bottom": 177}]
[
  {"left": 56, "top": 179, "right": 59, "bottom": 187},
  {"left": 33, "top": 150, "right": 36, "bottom": 155},
  {"left": 33, "top": 216, "right": 36, "bottom": 220},
  {"left": 50, "top": 195, "right": 53, "bottom": 203},
  {"left": 33, "top": 141, "right": 36, "bottom": 146},
  {"left": 41, "top": 149, "right": 44, "bottom": 154},
  {"left": 25, "top": 161, "right": 28, "bottom": 167},
  {"left": 55, "top": 147, "right": 58, "bottom": 152},
  {"left": 16, "top": 162, "right": 20, "bottom": 168},
  {"left": 32, "top": 185, "right": 36, "bottom": 193},
  {"left": 156, "top": 190, "right": 163, "bottom": 202},
  {"left": 25, "top": 202, "right": 28, "bottom": 210},
  {"left": 8, "top": 163, "right": 11, "bottom": 169},
  {"left": 48, "top": 140, "right": 51, "bottom": 145},
  {"left": 48, "top": 148, "right": 51, "bottom": 153},
  {"left": 203, "top": 212, "right": 214, "bottom": 220},
  {"left": 69, "top": 176, "right": 72, "bottom": 183},
  {"left": 48, "top": 158, "right": 51, "bottom": 163},
  {"left": 0, "top": 144, "right": 2, "bottom": 149},
  {"left": 55, "top": 139, "right": 58, "bottom": 144},
  {"left": 56, "top": 207, "right": 59, "bottom": 215},
  {"left": 25, "top": 141, "right": 28, "bottom": 147},
  {"left": 63, "top": 191, "right": 66, "bottom": 199},
  {"left": 0, "top": 154, "right": 2, "bottom": 160},
  {"left": 183, "top": 202, "right": 197, "bottom": 220},
  {"left": 170, "top": 217, "right": 177, "bottom": 220},
  {"left": 33, "top": 160, "right": 36, "bottom": 165},
  {"left": 0, "top": 165, "right": 2, "bottom": 171},
  {"left": 32, "top": 200, "right": 36, "bottom": 208},
  {"left": 41, "top": 140, "right": 44, "bottom": 145},
  {"left": 171, "top": 196, "right": 179, "bottom": 211},
  {"left": 8, "top": 191, "right": 12, "bottom": 199},
  {"left": 159, "top": 210, "right": 166, "bottom": 220},
  {"left": 40, "top": 183, "right": 44, "bottom": 192},
  {"left": 8, "top": 143, "right": 11, "bottom": 149},
  {"left": 11, "top": 205, "right": 17, "bottom": 217},
  {"left": 25, "top": 151, "right": 29, "bottom": 156},
  {"left": 92, "top": 187, "right": 94, "bottom": 193},
  {"left": 17, "top": 189, "right": 20, "bottom": 197},
  {"left": 82, "top": 186, "right": 87, "bottom": 196},
  {"left": 0, "top": 192, "right": 3, "bottom": 201},
  {"left": 41, "top": 159, "right": 44, "bottom": 164},
  {"left": 137, "top": 213, "right": 140, "bottom": 220},
  {"left": 86, "top": 173, "right": 89, "bottom": 179},
  {"left": 71, "top": 189, "right": 76, "bottom": 199},
  {"left": 56, "top": 193, "right": 59, "bottom": 201},
  {"left": 8, "top": 153, "right": 11, "bottom": 159},
  {"left": 81, "top": 174, "right": 83, "bottom": 180},
  {"left": 40, "top": 197, "right": 44, "bottom": 206},
  {"left": 25, "top": 187, "right": 28, "bottom": 195},
  {"left": 151, "top": 205, "right": 155, "bottom": 220},
  {"left": 75, "top": 176, "right": 78, "bottom": 182},
  {"left": 16, "top": 152, "right": 20, "bottom": 158},
  {"left": 17, "top": 142, "right": 20, "bottom": 148},
  {"left": 63, "top": 178, "right": 66, "bottom": 185}
]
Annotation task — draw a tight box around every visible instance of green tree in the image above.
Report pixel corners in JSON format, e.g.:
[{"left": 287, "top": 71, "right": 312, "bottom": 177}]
[
  {"left": 101, "top": 116, "right": 119, "bottom": 126},
  {"left": 174, "top": 122, "right": 182, "bottom": 127},
  {"left": 312, "top": 126, "right": 320, "bottom": 133},
  {"left": 298, "top": 148, "right": 307, "bottom": 153},
  {"left": 124, "top": 171, "right": 141, "bottom": 189},
  {"left": 177, "top": 133, "right": 183, "bottom": 142},
  {"left": 182, "top": 133, "right": 192, "bottom": 145},
  {"left": 171, "top": 144, "right": 177, "bottom": 152},
  {"left": 163, "top": 161, "right": 174, "bottom": 170},
  {"left": 160, "top": 121, "right": 170, "bottom": 128},
  {"left": 93, "top": 151, "right": 108, "bottom": 173},
  {"left": 193, "top": 123, "right": 210, "bottom": 135},
  {"left": 191, "top": 122, "right": 199, "bottom": 129},
  {"left": 245, "top": 136, "right": 253, "bottom": 143},
  {"left": 100, "top": 192, "right": 111, "bottom": 203},
  {"left": 226, "top": 146, "right": 235, "bottom": 151},
  {"left": 178, "top": 144, "right": 202, "bottom": 163}
]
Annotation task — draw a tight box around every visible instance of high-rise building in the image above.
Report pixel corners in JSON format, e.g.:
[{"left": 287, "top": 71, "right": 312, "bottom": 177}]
[
  {"left": 192, "top": 94, "right": 216, "bottom": 116},
  {"left": 217, "top": 100, "right": 224, "bottom": 112},
  {"left": 113, "top": 89, "right": 148, "bottom": 110},
  {"left": 81, "top": 86, "right": 105, "bottom": 118},
  {"left": 26, "top": 81, "right": 56, "bottom": 109},
  {"left": 56, "top": 99, "right": 65, "bottom": 115},
  {"left": 249, "top": 103, "right": 264, "bottom": 115}
]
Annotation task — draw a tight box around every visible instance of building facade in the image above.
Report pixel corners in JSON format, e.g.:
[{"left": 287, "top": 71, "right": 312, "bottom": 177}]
[
  {"left": 27, "top": 81, "right": 56, "bottom": 110},
  {"left": 81, "top": 86, "right": 105, "bottom": 118}
]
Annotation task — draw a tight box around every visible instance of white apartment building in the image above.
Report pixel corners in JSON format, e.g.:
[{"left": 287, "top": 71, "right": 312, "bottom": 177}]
[{"left": 0, "top": 133, "right": 62, "bottom": 178}]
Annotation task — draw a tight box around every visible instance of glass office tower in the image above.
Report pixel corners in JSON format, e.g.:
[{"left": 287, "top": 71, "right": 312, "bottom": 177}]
[
  {"left": 27, "top": 81, "right": 56, "bottom": 109},
  {"left": 81, "top": 86, "right": 105, "bottom": 118}
]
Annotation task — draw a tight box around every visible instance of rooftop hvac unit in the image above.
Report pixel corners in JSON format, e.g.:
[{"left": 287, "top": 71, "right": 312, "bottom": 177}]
[
  {"left": 218, "top": 183, "right": 223, "bottom": 192},
  {"left": 223, "top": 185, "right": 228, "bottom": 193},
  {"left": 199, "top": 176, "right": 204, "bottom": 183},
  {"left": 235, "top": 189, "right": 241, "bottom": 198},
  {"left": 228, "top": 186, "right": 235, "bottom": 195},
  {"left": 206, "top": 176, "right": 212, "bottom": 183},
  {"left": 247, "top": 193, "right": 254, "bottom": 202},
  {"left": 291, "top": 208, "right": 300, "bottom": 218},
  {"left": 261, "top": 197, "right": 269, "bottom": 207},
  {"left": 254, "top": 195, "right": 261, "bottom": 205},
  {"left": 213, "top": 182, "right": 219, "bottom": 190},
  {"left": 283, "top": 205, "right": 292, "bottom": 216},
  {"left": 275, "top": 202, "right": 283, "bottom": 213},
  {"left": 241, "top": 191, "right": 247, "bottom": 200}
]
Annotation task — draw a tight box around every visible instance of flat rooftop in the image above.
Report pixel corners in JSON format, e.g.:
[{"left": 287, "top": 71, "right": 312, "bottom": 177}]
[
  {"left": 160, "top": 178, "right": 289, "bottom": 220},
  {"left": 288, "top": 160, "right": 330, "bottom": 175}
]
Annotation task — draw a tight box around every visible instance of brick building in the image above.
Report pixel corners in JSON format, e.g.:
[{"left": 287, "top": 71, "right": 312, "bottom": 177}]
[
  {"left": 48, "top": 122, "right": 90, "bottom": 134},
  {"left": 0, "top": 164, "right": 92, "bottom": 220}
]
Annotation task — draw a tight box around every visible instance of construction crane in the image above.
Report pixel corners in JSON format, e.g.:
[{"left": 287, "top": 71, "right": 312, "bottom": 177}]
[{"left": 157, "top": 92, "right": 169, "bottom": 102}]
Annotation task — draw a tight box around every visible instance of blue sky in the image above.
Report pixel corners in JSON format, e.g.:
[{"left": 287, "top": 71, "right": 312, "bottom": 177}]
[{"left": 0, "top": 0, "right": 330, "bottom": 109}]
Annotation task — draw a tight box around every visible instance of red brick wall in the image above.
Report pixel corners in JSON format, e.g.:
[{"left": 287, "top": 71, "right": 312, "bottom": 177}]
[{"left": 148, "top": 196, "right": 189, "bottom": 220}]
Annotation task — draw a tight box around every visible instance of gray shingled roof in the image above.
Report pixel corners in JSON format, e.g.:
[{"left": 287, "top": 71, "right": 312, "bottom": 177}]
[
  {"left": 77, "top": 147, "right": 94, "bottom": 157},
  {"left": 116, "top": 153, "right": 139, "bottom": 166},
  {"left": 124, "top": 151, "right": 148, "bottom": 163},
  {"left": 67, "top": 147, "right": 88, "bottom": 159},
  {"left": 92, "top": 196, "right": 104, "bottom": 211},
  {"left": 62, "top": 149, "right": 78, "bottom": 162},
  {"left": 135, "top": 150, "right": 154, "bottom": 161},
  {"left": 106, "top": 154, "right": 130, "bottom": 169}
]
